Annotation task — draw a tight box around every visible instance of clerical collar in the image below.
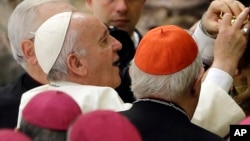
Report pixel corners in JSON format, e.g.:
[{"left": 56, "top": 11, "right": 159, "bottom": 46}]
[
  {"left": 49, "top": 81, "right": 80, "bottom": 87},
  {"left": 131, "top": 31, "right": 140, "bottom": 47},
  {"left": 133, "top": 98, "right": 189, "bottom": 119}
]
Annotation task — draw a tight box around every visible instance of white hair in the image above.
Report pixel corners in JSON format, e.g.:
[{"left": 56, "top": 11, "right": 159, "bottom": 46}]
[
  {"left": 47, "top": 13, "right": 87, "bottom": 81},
  {"left": 130, "top": 53, "right": 203, "bottom": 100},
  {"left": 7, "top": 0, "right": 70, "bottom": 69}
]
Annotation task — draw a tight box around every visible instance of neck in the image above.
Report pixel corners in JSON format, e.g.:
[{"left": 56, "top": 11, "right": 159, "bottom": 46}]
[
  {"left": 138, "top": 95, "right": 197, "bottom": 120},
  {"left": 173, "top": 95, "right": 198, "bottom": 119},
  {"left": 26, "top": 64, "right": 49, "bottom": 84}
]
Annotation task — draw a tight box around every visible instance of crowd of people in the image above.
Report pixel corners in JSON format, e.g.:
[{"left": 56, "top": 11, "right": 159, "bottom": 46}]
[{"left": 0, "top": 0, "right": 250, "bottom": 140}]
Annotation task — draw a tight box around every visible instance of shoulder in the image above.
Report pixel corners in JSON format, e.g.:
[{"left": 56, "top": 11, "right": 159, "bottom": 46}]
[
  {"left": 0, "top": 74, "right": 24, "bottom": 94},
  {"left": 187, "top": 124, "right": 224, "bottom": 141},
  {"left": 57, "top": 85, "right": 119, "bottom": 96},
  {"left": 0, "top": 75, "right": 25, "bottom": 105}
]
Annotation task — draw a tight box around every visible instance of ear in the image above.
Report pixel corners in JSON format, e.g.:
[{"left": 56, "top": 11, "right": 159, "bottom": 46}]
[
  {"left": 191, "top": 68, "right": 205, "bottom": 96},
  {"left": 67, "top": 54, "right": 87, "bottom": 76},
  {"left": 21, "top": 39, "right": 37, "bottom": 65}
]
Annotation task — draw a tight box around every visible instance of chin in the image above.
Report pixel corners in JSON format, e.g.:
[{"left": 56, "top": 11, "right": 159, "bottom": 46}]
[{"left": 113, "top": 79, "right": 121, "bottom": 89}]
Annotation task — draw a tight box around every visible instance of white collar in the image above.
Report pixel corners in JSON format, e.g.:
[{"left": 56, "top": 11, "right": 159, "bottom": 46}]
[
  {"left": 50, "top": 81, "right": 83, "bottom": 87},
  {"left": 131, "top": 31, "right": 140, "bottom": 48}
]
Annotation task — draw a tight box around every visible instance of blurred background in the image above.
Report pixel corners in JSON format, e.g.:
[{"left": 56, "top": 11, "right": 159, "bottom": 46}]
[{"left": 0, "top": 0, "right": 211, "bottom": 86}]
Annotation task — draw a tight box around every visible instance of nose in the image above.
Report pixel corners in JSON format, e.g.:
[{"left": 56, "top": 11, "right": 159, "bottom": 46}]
[
  {"left": 115, "top": 0, "right": 128, "bottom": 14},
  {"left": 111, "top": 36, "right": 122, "bottom": 51}
]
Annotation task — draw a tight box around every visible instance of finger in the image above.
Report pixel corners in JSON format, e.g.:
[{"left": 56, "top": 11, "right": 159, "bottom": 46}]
[
  {"left": 233, "top": 7, "right": 250, "bottom": 29},
  {"left": 235, "top": 0, "right": 246, "bottom": 10},
  {"left": 219, "top": 13, "right": 234, "bottom": 28},
  {"left": 242, "top": 26, "right": 250, "bottom": 36},
  {"left": 212, "top": 1, "right": 232, "bottom": 14},
  {"left": 218, "top": 0, "right": 245, "bottom": 16},
  {"left": 241, "top": 21, "right": 250, "bottom": 37},
  {"left": 226, "top": 0, "right": 245, "bottom": 16}
]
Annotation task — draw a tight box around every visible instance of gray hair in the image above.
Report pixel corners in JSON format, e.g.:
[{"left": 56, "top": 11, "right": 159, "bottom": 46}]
[
  {"left": 19, "top": 119, "right": 66, "bottom": 141},
  {"left": 47, "top": 15, "right": 87, "bottom": 81},
  {"left": 7, "top": 0, "right": 70, "bottom": 69},
  {"left": 130, "top": 53, "right": 203, "bottom": 100}
]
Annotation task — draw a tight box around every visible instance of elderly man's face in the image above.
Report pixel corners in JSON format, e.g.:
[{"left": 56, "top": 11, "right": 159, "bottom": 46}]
[
  {"left": 87, "top": 0, "right": 146, "bottom": 36},
  {"left": 74, "top": 14, "right": 122, "bottom": 88}
]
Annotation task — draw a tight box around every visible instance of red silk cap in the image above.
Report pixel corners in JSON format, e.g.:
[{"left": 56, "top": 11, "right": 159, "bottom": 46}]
[{"left": 135, "top": 25, "right": 198, "bottom": 75}]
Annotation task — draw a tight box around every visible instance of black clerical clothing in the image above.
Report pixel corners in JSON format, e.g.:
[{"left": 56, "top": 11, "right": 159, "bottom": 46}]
[
  {"left": 113, "top": 28, "right": 142, "bottom": 103},
  {"left": 120, "top": 99, "right": 225, "bottom": 141},
  {"left": 0, "top": 73, "right": 42, "bottom": 128}
]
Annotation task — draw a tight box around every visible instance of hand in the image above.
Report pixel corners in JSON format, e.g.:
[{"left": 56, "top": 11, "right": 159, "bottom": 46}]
[
  {"left": 202, "top": 0, "right": 245, "bottom": 36},
  {"left": 212, "top": 7, "right": 250, "bottom": 76}
]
